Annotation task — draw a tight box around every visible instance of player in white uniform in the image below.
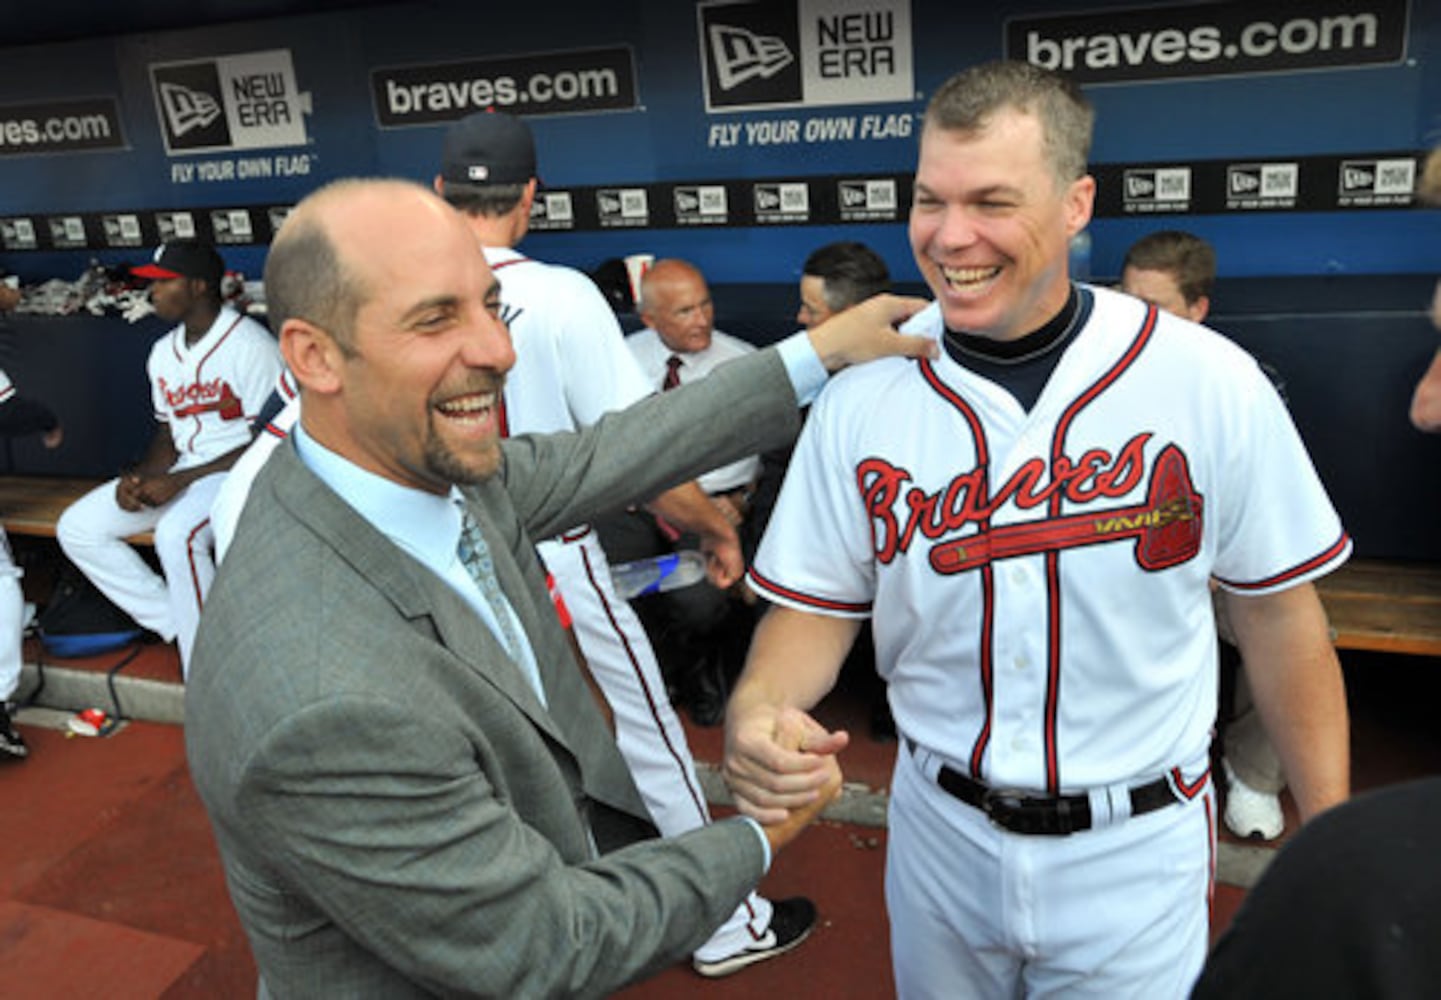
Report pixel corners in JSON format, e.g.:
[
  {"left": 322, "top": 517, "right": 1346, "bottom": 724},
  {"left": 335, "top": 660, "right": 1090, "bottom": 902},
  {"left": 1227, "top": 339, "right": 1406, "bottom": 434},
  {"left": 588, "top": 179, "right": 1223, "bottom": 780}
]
[
  {"left": 724, "top": 61, "right": 1351, "bottom": 998},
  {"left": 0, "top": 275, "right": 63, "bottom": 758},
  {"left": 58, "top": 241, "right": 281, "bottom": 675}
]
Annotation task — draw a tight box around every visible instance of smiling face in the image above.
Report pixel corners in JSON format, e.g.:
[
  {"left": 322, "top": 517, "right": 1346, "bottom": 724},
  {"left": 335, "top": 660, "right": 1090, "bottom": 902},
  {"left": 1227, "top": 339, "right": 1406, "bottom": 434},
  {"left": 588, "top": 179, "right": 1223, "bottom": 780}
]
[
  {"left": 909, "top": 109, "right": 1094, "bottom": 342},
  {"left": 301, "top": 186, "right": 517, "bottom": 494}
]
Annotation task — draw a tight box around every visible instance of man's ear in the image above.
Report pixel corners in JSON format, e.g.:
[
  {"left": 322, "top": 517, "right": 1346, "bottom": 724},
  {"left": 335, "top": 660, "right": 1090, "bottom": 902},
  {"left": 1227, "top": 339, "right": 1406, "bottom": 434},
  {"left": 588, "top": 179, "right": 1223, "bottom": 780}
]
[
  {"left": 432, "top": 174, "right": 446, "bottom": 197},
  {"left": 1188, "top": 295, "right": 1211, "bottom": 323},
  {"left": 280, "top": 318, "right": 345, "bottom": 395}
]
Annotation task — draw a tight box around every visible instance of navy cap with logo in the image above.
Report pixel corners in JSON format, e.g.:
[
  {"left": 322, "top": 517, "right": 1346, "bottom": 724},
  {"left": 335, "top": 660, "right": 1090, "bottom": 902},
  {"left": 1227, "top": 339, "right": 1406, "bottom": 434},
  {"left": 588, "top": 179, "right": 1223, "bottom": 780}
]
[
  {"left": 132, "top": 240, "right": 225, "bottom": 287},
  {"left": 440, "top": 111, "right": 537, "bottom": 187}
]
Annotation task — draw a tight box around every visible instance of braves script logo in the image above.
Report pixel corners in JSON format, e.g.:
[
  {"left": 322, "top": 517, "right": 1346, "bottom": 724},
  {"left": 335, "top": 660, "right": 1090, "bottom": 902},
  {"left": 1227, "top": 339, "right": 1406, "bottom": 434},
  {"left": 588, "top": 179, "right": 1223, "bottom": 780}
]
[
  {"left": 161, "top": 377, "right": 243, "bottom": 421},
  {"left": 858, "top": 433, "right": 1204, "bottom": 573}
]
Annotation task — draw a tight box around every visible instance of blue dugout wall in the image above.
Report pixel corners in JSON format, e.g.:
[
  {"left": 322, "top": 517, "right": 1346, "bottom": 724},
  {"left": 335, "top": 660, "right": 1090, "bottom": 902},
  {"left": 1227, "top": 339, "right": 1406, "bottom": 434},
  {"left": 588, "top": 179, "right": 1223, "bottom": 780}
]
[{"left": 1, "top": 0, "right": 1440, "bottom": 558}]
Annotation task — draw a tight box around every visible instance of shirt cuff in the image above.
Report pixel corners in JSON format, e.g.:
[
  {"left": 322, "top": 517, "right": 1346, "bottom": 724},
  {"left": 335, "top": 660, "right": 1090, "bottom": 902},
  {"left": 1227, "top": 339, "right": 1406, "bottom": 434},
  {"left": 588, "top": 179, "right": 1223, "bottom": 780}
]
[
  {"left": 775, "top": 330, "right": 829, "bottom": 408},
  {"left": 739, "top": 816, "right": 773, "bottom": 872}
]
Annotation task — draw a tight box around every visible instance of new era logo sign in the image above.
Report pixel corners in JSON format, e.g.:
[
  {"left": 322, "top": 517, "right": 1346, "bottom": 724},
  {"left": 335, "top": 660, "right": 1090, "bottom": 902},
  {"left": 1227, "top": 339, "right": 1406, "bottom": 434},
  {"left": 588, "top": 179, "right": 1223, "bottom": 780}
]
[
  {"left": 675, "top": 185, "right": 727, "bottom": 221},
  {"left": 150, "top": 49, "right": 310, "bottom": 155},
  {"left": 158, "top": 82, "right": 224, "bottom": 137},
  {"left": 1340, "top": 158, "right": 1414, "bottom": 196},
  {"left": 1229, "top": 169, "right": 1261, "bottom": 194},
  {"left": 840, "top": 182, "right": 867, "bottom": 207},
  {"left": 1123, "top": 168, "right": 1190, "bottom": 202},
  {"left": 1228, "top": 163, "right": 1298, "bottom": 202},
  {"left": 708, "top": 24, "right": 795, "bottom": 90},
  {"left": 153, "top": 62, "right": 231, "bottom": 152},
  {"left": 700, "top": 2, "right": 803, "bottom": 110}
]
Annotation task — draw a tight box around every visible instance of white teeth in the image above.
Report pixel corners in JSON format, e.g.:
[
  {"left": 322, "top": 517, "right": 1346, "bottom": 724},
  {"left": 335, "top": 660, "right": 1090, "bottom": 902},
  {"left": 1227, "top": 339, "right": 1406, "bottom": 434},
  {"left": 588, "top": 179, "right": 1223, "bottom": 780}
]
[
  {"left": 438, "top": 392, "right": 494, "bottom": 415},
  {"left": 942, "top": 265, "right": 1001, "bottom": 285}
]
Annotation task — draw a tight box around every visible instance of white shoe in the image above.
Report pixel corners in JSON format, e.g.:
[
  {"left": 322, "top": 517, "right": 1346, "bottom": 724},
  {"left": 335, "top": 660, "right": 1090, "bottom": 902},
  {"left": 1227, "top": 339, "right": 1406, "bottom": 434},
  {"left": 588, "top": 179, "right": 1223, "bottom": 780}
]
[{"left": 1223, "top": 759, "right": 1284, "bottom": 840}]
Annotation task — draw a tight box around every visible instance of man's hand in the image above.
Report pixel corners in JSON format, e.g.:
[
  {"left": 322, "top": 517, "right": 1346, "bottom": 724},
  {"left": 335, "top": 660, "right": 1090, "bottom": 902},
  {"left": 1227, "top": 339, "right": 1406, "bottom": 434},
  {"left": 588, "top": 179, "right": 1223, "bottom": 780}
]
[
  {"left": 134, "top": 472, "right": 186, "bottom": 508},
  {"left": 698, "top": 524, "right": 744, "bottom": 589},
  {"left": 42, "top": 424, "right": 63, "bottom": 450},
  {"left": 115, "top": 473, "right": 146, "bottom": 512},
  {"left": 725, "top": 703, "right": 849, "bottom": 826},
  {"left": 806, "top": 294, "right": 936, "bottom": 373}
]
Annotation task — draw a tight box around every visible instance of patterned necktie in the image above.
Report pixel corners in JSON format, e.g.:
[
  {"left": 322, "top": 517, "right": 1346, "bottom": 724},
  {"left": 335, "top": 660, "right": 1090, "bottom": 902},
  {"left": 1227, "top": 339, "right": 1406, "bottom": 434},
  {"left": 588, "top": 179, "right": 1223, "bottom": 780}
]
[
  {"left": 662, "top": 354, "right": 683, "bottom": 391},
  {"left": 456, "top": 508, "right": 525, "bottom": 662}
]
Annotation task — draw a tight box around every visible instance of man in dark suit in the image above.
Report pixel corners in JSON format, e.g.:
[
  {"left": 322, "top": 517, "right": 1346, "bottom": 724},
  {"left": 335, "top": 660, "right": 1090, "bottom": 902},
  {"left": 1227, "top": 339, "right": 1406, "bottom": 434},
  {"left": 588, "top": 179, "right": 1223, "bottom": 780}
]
[{"left": 185, "top": 177, "right": 932, "bottom": 997}]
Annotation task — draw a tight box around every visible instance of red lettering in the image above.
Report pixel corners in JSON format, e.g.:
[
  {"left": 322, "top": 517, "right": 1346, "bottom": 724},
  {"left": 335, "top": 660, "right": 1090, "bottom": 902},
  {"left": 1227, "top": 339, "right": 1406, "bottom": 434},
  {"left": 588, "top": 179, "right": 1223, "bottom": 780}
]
[{"left": 854, "top": 432, "right": 1159, "bottom": 563}]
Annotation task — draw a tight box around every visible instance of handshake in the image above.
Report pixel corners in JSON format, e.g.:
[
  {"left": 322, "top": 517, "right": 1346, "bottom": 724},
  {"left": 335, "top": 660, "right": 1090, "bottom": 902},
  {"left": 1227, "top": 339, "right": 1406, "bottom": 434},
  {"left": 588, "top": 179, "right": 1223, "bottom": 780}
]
[{"left": 723, "top": 703, "right": 850, "bottom": 854}]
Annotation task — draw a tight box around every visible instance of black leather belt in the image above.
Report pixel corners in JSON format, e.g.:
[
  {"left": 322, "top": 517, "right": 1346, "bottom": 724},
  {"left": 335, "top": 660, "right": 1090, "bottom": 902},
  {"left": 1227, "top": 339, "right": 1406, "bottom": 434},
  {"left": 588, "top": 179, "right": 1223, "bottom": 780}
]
[{"left": 908, "top": 740, "right": 1180, "bottom": 836}]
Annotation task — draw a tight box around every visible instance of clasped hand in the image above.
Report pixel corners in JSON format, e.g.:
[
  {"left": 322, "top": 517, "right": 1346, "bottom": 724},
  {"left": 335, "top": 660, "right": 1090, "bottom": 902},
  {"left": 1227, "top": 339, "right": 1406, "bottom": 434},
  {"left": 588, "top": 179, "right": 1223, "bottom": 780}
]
[{"left": 724, "top": 705, "right": 849, "bottom": 853}]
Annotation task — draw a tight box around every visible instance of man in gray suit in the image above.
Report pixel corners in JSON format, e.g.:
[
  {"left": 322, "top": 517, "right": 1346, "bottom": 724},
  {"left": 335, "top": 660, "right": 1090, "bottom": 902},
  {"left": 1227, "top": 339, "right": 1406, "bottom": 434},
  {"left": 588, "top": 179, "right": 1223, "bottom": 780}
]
[{"left": 185, "top": 177, "right": 932, "bottom": 998}]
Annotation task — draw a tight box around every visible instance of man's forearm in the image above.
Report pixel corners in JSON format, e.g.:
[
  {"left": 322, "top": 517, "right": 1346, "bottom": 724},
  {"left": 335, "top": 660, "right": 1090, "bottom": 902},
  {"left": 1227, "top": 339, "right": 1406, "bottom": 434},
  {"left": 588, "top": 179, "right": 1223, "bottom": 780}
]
[
  {"left": 1225, "top": 583, "right": 1349, "bottom": 821},
  {"left": 646, "top": 481, "right": 733, "bottom": 536},
  {"left": 731, "top": 605, "right": 859, "bottom": 716}
]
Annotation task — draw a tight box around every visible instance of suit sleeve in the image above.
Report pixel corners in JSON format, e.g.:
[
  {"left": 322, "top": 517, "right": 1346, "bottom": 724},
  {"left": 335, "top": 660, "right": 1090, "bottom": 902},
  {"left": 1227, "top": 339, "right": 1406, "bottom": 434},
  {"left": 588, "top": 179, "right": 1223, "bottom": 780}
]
[
  {"left": 236, "top": 694, "right": 764, "bottom": 997},
  {"left": 499, "top": 345, "right": 802, "bottom": 541}
]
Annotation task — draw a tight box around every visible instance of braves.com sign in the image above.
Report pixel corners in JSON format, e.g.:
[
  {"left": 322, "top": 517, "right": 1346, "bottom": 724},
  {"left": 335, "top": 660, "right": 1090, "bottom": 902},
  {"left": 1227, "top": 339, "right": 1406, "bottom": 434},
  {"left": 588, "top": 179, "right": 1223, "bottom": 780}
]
[
  {"left": 1008, "top": 0, "right": 1408, "bottom": 86},
  {"left": 699, "top": 0, "right": 913, "bottom": 112},
  {"left": 150, "top": 49, "right": 312, "bottom": 155}
]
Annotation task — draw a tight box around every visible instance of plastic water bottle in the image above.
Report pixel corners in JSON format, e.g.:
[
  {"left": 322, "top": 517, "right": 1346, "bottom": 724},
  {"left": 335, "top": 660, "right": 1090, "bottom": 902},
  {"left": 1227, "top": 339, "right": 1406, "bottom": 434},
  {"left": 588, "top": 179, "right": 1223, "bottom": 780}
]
[
  {"left": 1068, "top": 229, "right": 1092, "bottom": 282},
  {"left": 608, "top": 550, "right": 708, "bottom": 599}
]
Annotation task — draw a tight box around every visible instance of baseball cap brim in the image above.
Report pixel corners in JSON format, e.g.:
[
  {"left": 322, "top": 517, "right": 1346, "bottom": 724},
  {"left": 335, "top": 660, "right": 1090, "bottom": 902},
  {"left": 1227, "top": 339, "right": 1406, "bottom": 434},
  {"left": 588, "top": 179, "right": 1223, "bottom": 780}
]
[{"left": 131, "top": 263, "right": 184, "bottom": 280}]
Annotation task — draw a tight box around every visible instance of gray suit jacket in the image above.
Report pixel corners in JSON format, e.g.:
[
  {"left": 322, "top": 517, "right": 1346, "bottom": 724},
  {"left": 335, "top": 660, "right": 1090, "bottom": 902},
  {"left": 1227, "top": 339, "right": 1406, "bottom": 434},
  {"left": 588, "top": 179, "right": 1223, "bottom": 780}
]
[{"left": 186, "top": 347, "right": 803, "bottom": 998}]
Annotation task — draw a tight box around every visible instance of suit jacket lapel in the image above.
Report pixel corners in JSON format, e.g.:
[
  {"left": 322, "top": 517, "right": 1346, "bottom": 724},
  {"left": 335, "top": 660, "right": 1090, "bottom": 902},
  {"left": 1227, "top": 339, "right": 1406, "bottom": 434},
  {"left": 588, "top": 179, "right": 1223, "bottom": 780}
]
[{"left": 265, "top": 441, "right": 571, "bottom": 752}]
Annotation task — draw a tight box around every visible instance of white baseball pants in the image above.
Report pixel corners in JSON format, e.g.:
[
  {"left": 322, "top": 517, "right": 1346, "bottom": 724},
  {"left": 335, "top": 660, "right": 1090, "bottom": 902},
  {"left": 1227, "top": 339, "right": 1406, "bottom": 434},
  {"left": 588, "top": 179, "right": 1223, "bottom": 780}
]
[
  {"left": 0, "top": 530, "right": 22, "bottom": 701},
  {"left": 887, "top": 740, "right": 1214, "bottom": 999},
  {"left": 538, "top": 528, "right": 773, "bottom": 960},
  {"left": 57, "top": 472, "right": 227, "bottom": 675}
]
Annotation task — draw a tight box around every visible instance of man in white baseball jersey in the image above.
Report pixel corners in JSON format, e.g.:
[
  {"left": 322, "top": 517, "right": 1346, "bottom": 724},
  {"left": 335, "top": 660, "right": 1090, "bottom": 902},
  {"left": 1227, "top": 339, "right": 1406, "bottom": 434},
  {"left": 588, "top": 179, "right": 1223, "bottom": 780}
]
[
  {"left": 725, "top": 60, "right": 1351, "bottom": 998},
  {"left": 1120, "top": 230, "right": 1291, "bottom": 843},
  {"left": 600, "top": 259, "right": 764, "bottom": 724},
  {"left": 0, "top": 273, "right": 63, "bottom": 758},
  {"left": 58, "top": 240, "right": 281, "bottom": 675}
]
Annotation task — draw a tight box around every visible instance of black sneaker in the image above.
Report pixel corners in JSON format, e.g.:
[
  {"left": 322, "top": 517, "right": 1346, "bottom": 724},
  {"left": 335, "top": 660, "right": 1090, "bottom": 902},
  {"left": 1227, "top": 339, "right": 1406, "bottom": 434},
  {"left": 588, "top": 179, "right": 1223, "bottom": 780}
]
[
  {"left": 0, "top": 704, "right": 28, "bottom": 760},
  {"left": 692, "top": 896, "right": 816, "bottom": 978}
]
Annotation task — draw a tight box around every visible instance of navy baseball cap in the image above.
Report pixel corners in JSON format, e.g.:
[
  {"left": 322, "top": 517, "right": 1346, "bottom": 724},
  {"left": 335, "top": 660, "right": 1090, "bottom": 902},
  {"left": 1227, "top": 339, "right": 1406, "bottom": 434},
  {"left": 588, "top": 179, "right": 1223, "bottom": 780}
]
[
  {"left": 132, "top": 240, "right": 224, "bottom": 287},
  {"left": 440, "top": 111, "right": 536, "bottom": 186}
]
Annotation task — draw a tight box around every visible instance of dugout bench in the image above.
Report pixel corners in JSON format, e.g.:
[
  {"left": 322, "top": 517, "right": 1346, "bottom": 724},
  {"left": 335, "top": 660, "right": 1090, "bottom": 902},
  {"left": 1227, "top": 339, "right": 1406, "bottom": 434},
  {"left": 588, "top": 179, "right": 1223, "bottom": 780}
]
[
  {"left": 0, "top": 478, "right": 1435, "bottom": 656},
  {"left": 0, "top": 475, "right": 154, "bottom": 546}
]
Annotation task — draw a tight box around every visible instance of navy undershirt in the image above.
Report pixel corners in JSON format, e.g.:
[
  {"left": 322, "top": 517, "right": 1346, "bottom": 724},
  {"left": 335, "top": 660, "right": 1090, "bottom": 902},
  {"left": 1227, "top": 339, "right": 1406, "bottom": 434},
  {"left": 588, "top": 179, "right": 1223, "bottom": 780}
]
[{"left": 941, "top": 284, "right": 1094, "bottom": 413}]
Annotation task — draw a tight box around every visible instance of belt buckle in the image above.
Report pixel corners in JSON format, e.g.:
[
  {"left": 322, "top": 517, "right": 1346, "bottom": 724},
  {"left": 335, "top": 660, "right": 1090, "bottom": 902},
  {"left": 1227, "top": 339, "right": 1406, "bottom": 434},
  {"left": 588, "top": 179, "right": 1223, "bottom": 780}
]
[{"left": 981, "top": 787, "right": 1033, "bottom": 833}]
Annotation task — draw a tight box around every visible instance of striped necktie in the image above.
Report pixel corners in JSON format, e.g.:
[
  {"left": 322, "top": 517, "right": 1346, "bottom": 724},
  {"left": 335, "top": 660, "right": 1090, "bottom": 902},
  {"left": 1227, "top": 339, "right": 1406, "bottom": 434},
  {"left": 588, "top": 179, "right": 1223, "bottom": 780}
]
[{"left": 456, "top": 507, "right": 525, "bottom": 662}]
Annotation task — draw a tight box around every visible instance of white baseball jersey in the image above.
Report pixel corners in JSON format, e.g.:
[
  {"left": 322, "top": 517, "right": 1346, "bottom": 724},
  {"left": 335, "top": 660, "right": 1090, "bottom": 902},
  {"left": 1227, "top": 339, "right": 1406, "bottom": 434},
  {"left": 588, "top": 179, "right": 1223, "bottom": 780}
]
[
  {"left": 752, "top": 285, "right": 1350, "bottom": 796},
  {"left": 147, "top": 306, "right": 282, "bottom": 470},
  {"left": 625, "top": 327, "right": 761, "bottom": 494},
  {"left": 486, "top": 247, "right": 650, "bottom": 432}
]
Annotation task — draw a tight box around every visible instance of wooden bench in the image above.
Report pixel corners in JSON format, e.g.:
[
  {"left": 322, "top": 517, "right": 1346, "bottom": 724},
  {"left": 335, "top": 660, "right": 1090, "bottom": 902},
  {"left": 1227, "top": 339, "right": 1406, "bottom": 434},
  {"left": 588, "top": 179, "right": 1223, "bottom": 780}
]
[
  {"left": 1315, "top": 558, "right": 1441, "bottom": 658},
  {"left": 0, "top": 475, "right": 154, "bottom": 545}
]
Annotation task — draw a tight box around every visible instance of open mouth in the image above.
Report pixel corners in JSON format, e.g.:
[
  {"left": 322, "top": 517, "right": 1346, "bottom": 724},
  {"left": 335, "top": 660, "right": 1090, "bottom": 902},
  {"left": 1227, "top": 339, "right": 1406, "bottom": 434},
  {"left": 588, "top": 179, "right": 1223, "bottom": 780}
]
[
  {"left": 434, "top": 391, "right": 496, "bottom": 429},
  {"left": 940, "top": 264, "right": 1003, "bottom": 294}
]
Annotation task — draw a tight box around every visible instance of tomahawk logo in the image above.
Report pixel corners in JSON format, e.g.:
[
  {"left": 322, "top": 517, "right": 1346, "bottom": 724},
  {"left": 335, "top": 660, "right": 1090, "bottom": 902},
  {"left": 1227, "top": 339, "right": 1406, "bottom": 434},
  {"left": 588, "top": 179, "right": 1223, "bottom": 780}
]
[{"left": 709, "top": 24, "right": 795, "bottom": 89}]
